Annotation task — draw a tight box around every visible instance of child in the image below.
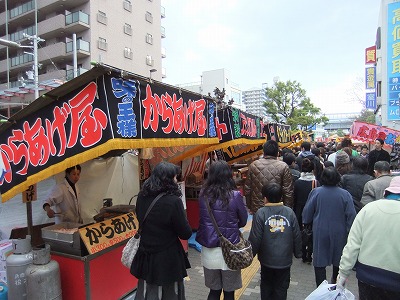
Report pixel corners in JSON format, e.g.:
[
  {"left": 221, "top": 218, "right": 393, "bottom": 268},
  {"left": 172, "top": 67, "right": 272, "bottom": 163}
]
[{"left": 249, "top": 183, "right": 302, "bottom": 300}]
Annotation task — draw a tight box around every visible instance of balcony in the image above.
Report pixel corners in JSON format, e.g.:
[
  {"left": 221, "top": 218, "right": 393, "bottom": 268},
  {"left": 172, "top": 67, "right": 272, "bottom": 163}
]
[
  {"left": 65, "top": 11, "right": 90, "bottom": 34},
  {"left": 161, "top": 6, "right": 166, "bottom": 18},
  {"left": 66, "top": 39, "right": 90, "bottom": 58},
  {"left": 161, "top": 26, "right": 166, "bottom": 38},
  {"left": 66, "top": 68, "right": 88, "bottom": 81},
  {"left": 161, "top": 47, "right": 166, "bottom": 58}
]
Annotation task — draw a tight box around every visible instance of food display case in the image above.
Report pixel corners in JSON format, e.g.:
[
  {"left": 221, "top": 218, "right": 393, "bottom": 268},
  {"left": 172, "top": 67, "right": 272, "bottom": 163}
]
[{"left": 41, "top": 222, "right": 85, "bottom": 256}]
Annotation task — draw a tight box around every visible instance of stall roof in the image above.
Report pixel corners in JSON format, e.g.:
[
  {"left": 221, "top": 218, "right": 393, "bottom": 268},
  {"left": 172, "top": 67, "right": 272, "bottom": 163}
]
[{"left": 0, "top": 63, "right": 220, "bottom": 202}]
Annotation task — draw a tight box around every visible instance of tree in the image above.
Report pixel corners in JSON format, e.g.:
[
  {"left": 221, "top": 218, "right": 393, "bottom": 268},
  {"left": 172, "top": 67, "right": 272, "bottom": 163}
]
[
  {"left": 263, "top": 80, "right": 329, "bottom": 130},
  {"left": 356, "top": 108, "right": 375, "bottom": 124}
]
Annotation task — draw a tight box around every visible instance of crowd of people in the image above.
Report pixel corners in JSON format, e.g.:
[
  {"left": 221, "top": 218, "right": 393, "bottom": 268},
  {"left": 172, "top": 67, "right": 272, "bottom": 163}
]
[
  {"left": 73, "top": 137, "right": 397, "bottom": 300},
  {"left": 39, "top": 133, "right": 399, "bottom": 300}
]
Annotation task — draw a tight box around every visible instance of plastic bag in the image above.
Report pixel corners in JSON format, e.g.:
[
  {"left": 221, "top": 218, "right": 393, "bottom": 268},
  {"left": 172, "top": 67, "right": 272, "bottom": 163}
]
[{"left": 305, "top": 280, "right": 355, "bottom": 300}]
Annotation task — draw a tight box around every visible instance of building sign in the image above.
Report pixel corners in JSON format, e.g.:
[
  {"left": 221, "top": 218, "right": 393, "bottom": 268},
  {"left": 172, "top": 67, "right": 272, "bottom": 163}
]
[
  {"left": 365, "top": 67, "right": 376, "bottom": 90},
  {"left": 79, "top": 212, "right": 138, "bottom": 254},
  {"left": 365, "top": 45, "right": 376, "bottom": 64},
  {"left": 366, "top": 92, "right": 377, "bottom": 109},
  {"left": 387, "top": 2, "right": 400, "bottom": 120}
]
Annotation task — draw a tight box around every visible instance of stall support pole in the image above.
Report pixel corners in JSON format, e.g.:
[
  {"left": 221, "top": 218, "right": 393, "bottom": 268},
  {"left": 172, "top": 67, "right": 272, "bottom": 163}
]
[{"left": 26, "top": 201, "right": 33, "bottom": 238}]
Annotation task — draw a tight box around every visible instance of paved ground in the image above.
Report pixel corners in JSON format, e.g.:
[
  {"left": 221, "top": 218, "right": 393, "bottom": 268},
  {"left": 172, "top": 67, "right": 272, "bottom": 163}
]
[
  {"left": 1, "top": 179, "right": 360, "bottom": 299},
  {"left": 184, "top": 233, "right": 359, "bottom": 300}
]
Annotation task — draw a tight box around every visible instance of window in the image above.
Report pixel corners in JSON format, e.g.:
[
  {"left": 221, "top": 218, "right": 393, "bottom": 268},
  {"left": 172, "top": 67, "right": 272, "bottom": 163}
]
[
  {"left": 145, "top": 12, "right": 153, "bottom": 23},
  {"left": 146, "top": 55, "right": 154, "bottom": 66},
  {"left": 98, "top": 37, "right": 107, "bottom": 50},
  {"left": 124, "top": 23, "right": 132, "bottom": 35},
  {"left": 123, "top": 0, "right": 132, "bottom": 12},
  {"left": 97, "top": 11, "right": 107, "bottom": 25},
  {"left": 124, "top": 47, "right": 133, "bottom": 59},
  {"left": 146, "top": 33, "right": 153, "bottom": 44}
]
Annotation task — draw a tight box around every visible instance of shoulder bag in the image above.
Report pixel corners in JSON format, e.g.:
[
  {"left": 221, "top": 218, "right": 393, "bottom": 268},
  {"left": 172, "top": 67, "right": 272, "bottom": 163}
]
[
  {"left": 204, "top": 199, "right": 253, "bottom": 270},
  {"left": 301, "top": 180, "right": 316, "bottom": 247},
  {"left": 121, "top": 192, "right": 165, "bottom": 268}
]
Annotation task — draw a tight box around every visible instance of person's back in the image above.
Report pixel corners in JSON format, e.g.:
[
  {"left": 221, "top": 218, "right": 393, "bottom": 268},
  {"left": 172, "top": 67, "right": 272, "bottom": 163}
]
[
  {"left": 339, "top": 177, "right": 400, "bottom": 298},
  {"left": 282, "top": 152, "right": 301, "bottom": 185},
  {"left": 249, "top": 183, "right": 301, "bottom": 300},
  {"left": 245, "top": 140, "right": 293, "bottom": 213},
  {"left": 340, "top": 157, "right": 373, "bottom": 213},
  {"left": 361, "top": 161, "right": 392, "bottom": 206}
]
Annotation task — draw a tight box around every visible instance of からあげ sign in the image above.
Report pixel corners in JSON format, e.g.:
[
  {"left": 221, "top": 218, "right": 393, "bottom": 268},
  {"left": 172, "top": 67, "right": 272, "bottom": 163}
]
[{"left": 79, "top": 212, "right": 138, "bottom": 254}]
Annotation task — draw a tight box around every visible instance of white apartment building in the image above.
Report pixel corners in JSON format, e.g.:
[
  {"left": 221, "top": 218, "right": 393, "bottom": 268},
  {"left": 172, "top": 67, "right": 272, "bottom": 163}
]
[
  {"left": 0, "top": 0, "right": 165, "bottom": 117},
  {"left": 177, "top": 68, "right": 244, "bottom": 110},
  {"left": 242, "top": 83, "right": 268, "bottom": 118}
]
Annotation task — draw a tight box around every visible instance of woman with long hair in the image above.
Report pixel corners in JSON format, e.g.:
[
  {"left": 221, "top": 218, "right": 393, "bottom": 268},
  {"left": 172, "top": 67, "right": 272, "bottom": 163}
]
[
  {"left": 131, "top": 162, "right": 192, "bottom": 300},
  {"left": 196, "top": 160, "right": 248, "bottom": 300},
  {"left": 302, "top": 167, "right": 356, "bottom": 287}
]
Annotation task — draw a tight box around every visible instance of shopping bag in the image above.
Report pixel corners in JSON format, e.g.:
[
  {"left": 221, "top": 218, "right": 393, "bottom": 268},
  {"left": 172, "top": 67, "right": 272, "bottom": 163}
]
[{"left": 305, "top": 280, "right": 355, "bottom": 300}]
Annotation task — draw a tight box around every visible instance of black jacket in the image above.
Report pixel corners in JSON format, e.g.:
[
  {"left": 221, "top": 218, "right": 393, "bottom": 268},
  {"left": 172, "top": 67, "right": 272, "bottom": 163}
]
[
  {"left": 340, "top": 172, "right": 373, "bottom": 213},
  {"left": 131, "top": 193, "right": 192, "bottom": 285},
  {"left": 367, "top": 149, "right": 391, "bottom": 176}
]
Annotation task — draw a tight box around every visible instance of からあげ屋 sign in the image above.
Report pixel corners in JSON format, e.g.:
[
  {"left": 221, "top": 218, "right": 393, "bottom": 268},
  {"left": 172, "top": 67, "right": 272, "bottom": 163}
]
[{"left": 79, "top": 212, "right": 138, "bottom": 254}]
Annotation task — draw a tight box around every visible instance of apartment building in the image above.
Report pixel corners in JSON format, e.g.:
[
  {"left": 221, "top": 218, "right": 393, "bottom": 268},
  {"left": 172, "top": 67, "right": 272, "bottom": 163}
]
[
  {"left": 177, "top": 68, "right": 244, "bottom": 110},
  {"left": 242, "top": 84, "right": 268, "bottom": 118},
  {"left": 0, "top": 0, "right": 165, "bottom": 117}
]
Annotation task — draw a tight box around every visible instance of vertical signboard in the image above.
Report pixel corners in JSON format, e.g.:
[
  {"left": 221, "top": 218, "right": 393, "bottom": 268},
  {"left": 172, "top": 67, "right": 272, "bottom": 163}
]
[
  {"left": 365, "top": 45, "right": 376, "bottom": 64},
  {"left": 387, "top": 2, "right": 400, "bottom": 120}
]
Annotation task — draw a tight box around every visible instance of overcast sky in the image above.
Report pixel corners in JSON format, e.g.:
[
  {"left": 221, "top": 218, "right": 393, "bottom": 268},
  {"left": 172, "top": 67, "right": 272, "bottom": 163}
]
[{"left": 161, "top": 0, "right": 381, "bottom": 114}]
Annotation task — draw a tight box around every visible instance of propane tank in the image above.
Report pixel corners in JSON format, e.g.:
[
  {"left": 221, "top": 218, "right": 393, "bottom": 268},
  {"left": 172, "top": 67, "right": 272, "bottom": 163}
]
[
  {"left": 6, "top": 235, "right": 33, "bottom": 300},
  {"left": 0, "top": 281, "right": 8, "bottom": 300},
  {"left": 26, "top": 244, "right": 62, "bottom": 300}
]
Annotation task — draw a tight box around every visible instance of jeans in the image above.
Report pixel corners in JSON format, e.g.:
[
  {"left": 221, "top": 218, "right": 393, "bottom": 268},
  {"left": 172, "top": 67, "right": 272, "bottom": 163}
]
[{"left": 260, "top": 265, "right": 290, "bottom": 300}]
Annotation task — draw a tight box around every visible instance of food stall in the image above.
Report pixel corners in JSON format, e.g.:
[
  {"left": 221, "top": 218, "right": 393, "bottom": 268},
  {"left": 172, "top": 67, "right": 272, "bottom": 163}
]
[{"left": 0, "top": 63, "right": 220, "bottom": 298}]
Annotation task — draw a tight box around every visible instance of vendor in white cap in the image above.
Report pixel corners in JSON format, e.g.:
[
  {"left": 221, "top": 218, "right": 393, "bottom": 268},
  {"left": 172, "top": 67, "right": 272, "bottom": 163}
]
[
  {"left": 43, "top": 165, "right": 83, "bottom": 224},
  {"left": 337, "top": 176, "right": 400, "bottom": 299}
]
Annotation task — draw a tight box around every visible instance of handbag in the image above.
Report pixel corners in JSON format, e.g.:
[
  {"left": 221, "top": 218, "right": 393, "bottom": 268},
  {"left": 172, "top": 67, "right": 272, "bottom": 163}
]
[
  {"left": 301, "top": 180, "right": 316, "bottom": 247},
  {"left": 204, "top": 199, "right": 253, "bottom": 270},
  {"left": 121, "top": 193, "right": 165, "bottom": 268}
]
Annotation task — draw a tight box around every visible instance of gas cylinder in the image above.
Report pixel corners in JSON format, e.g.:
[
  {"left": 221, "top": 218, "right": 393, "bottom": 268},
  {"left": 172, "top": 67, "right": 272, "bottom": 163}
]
[
  {"left": 6, "top": 235, "right": 33, "bottom": 300},
  {"left": 26, "top": 244, "right": 62, "bottom": 300},
  {"left": 0, "top": 282, "right": 8, "bottom": 300}
]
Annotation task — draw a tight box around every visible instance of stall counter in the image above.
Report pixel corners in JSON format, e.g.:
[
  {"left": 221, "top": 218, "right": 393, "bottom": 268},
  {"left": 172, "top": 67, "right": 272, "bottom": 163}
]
[{"left": 51, "top": 241, "right": 137, "bottom": 300}]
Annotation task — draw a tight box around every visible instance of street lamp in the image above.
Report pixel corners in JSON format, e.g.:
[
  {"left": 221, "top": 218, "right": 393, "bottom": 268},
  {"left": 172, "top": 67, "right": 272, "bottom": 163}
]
[{"left": 0, "top": 34, "right": 44, "bottom": 100}]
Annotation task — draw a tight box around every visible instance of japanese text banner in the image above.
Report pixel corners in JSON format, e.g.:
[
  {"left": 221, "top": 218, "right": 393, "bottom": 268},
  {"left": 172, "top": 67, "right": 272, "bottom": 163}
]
[{"left": 0, "top": 71, "right": 218, "bottom": 202}]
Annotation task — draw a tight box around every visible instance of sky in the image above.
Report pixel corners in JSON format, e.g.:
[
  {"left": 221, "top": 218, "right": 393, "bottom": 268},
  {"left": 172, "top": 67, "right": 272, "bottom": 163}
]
[{"left": 161, "top": 0, "right": 381, "bottom": 115}]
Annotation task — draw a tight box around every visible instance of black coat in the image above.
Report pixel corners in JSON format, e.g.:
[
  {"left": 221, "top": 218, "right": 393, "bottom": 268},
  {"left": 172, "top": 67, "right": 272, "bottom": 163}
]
[
  {"left": 367, "top": 149, "right": 391, "bottom": 176},
  {"left": 131, "top": 193, "right": 192, "bottom": 285},
  {"left": 340, "top": 172, "right": 373, "bottom": 213}
]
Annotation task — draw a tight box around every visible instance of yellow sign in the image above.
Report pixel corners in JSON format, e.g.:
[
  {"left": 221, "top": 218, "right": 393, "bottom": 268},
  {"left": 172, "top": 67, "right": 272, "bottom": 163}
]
[
  {"left": 22, "top": 184, "right": 37, "bottom": 203},
  {"left": 79, "top": 212, "right": 139, "bottom": 254}
]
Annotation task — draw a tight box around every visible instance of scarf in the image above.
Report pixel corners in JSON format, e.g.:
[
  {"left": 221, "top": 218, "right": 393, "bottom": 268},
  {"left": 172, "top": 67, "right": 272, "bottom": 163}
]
[{"left": 299, "top": 172, "right": 315, "bottom": 181}]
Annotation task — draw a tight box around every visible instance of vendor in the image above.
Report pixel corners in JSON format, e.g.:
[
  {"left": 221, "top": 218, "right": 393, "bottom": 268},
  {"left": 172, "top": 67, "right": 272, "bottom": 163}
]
[{"left": 43, "top": 165, "right": 83, "bottom": 224}]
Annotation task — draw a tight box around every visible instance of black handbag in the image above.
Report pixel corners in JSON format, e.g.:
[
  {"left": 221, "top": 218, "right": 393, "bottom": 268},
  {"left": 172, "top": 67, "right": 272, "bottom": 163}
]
[
  {"left": 301, "top": 223, "right": 313, "bottom": 247},
  {"left": 204, "top": 199, "right": 253, "bottom": 270},
  {"left": 301, "top": 180, "right": 316, "bottom": 247}
]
